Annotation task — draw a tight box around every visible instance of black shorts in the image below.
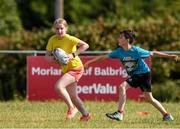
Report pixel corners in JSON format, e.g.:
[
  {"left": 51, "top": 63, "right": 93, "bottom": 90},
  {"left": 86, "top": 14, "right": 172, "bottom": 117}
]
[{"left": 126, "top": 72, "right": 151, "bottom": 92}]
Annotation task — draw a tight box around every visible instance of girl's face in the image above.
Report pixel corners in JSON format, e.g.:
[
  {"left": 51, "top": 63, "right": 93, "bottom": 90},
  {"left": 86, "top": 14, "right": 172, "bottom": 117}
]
[
  {"left": 54, "top": 23, "right": 67, "bottom": 38},
  {"left": 117, "top": 34, "right": 129, "bottom": 46}
]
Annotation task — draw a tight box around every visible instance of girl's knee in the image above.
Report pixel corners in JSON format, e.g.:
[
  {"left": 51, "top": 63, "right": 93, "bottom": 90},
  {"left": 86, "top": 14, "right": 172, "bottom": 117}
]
[
  {"left": 54, "top": 85, "right": 59, "bottom": 92},
  {"left": 55, "top": 84, "right": 63, "bottom": 92}
]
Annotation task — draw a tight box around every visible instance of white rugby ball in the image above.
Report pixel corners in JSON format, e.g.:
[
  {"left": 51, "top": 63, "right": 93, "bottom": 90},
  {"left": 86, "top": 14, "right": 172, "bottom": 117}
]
[{"left": 52, "top": 48, "right": 70, "bottom": 64}]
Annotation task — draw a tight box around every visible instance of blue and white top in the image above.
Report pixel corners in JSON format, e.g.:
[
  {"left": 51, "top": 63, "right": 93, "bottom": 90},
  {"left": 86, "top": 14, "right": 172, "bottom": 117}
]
[{"left": 108, "top": 45, "right": 150, "bottom": 76}]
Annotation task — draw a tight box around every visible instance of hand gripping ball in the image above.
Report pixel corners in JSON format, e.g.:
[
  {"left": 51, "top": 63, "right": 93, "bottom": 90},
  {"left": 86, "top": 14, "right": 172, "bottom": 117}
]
[{"left": 52, "top": 48, "right": 70, "bottom": 64}]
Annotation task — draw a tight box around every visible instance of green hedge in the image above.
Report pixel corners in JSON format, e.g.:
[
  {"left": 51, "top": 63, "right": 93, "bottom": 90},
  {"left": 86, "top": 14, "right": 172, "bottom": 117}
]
[{"left": 153, "top": 80, "right": 180, "bottom": 102}]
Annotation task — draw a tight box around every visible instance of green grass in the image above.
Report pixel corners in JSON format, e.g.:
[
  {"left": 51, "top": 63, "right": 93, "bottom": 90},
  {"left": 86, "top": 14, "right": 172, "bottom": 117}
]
[{"left": 0, "top": 100, "right": 180, "bottom": 128}]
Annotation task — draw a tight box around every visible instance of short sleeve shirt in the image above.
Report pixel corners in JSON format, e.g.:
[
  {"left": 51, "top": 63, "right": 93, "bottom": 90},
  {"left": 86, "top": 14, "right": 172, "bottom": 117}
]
[
  {"left": 46, "top": 34, "right": 83, "bottom": 73},
  {"left": 108, "top": 46, "right": 150, "bottom": 76}
]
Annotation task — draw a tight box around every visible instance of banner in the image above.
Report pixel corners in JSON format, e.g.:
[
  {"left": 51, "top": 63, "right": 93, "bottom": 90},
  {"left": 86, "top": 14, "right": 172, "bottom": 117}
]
[{"left": 27, "top": 56, "right": 151, "bottom": 101}]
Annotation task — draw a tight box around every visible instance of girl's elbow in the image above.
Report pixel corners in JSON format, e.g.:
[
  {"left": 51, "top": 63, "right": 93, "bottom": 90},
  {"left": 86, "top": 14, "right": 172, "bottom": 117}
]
[
  {"left": 86, "top": 43, "right": 89, "bottom": 49},
  {"left": 83, "top": 43, "right": 89, "bottom": 51}
]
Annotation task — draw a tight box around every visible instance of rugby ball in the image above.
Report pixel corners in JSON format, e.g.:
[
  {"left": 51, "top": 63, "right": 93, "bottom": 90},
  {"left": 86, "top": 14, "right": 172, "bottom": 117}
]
[{"left": 52, "top": 48, "right": 70, "bottom": 64}]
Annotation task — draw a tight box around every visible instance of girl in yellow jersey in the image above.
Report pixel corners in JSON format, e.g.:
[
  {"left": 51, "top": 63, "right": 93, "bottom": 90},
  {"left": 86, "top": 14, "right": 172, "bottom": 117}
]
[{"left": 45, "top": 18, "right": 90, "bottom": 121}]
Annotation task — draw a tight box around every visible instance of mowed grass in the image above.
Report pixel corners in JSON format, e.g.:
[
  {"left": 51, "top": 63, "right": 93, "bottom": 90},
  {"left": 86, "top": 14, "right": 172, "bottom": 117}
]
[{"left": 0, "top": 100, "right": 179, "bottom": 128}]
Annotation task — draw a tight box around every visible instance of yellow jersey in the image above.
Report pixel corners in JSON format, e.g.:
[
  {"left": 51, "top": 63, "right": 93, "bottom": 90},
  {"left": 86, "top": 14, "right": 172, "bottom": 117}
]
[{"left": 46, "top": 34, "right": 83, "bottom": 73}]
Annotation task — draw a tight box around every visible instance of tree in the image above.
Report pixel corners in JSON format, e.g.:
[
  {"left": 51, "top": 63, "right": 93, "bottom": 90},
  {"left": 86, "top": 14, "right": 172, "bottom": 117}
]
[{"left": 0, "top": 0, "right": 22, "bottom": 36}]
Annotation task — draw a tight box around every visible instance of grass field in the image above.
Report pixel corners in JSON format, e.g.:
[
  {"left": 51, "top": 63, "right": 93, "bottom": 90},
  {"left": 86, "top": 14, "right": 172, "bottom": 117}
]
[{"left": 0, "top": 100, "right": 179, "bottom": 128}]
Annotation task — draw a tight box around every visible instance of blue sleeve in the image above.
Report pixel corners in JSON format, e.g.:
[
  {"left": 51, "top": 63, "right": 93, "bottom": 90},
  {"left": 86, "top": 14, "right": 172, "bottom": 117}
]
[
  {"left": 136, "top": 46, "right": 150, "bottom": 58},
  {"left": 108, "top": 49, "right": 119, "bottom": 58}
]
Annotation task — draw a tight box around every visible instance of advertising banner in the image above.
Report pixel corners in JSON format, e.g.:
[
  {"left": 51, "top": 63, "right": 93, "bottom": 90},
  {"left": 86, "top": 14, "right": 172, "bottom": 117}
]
[{"left": 27, "top": 56, "right": 150, "bottom": 101}]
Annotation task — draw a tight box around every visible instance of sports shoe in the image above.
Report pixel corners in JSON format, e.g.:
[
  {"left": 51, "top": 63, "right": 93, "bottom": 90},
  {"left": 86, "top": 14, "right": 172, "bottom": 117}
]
[
  {"left": 80, "top": 113, "right": 91, "bottom": 121},
  {"left": 66, "top": 107, "right": 78, "bottom": 119},
  {"left": 163, "top": 114, "right": 174, "bottom": 121},
  {"left": 106, "top": 111, "right": 123, "bottom": 121}
]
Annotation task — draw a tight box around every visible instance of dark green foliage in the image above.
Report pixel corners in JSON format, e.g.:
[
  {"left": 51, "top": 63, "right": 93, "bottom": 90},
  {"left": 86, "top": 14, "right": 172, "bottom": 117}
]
[
  {"left": 0, "top": 29, "right": 52, "bottom": 100},
  {"left": 153, "top": 80, "right": 180, "bottom": 102},
  {"left": 0, "top": 0, "right": 22, "bottom": 36},
  {"left": 16, "top": 0, "right": 54, "bottom": 29}
]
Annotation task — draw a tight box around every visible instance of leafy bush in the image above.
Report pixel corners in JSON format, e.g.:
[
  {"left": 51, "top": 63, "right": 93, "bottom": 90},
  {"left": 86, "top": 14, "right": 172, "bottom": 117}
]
[
  {"left": 0, "top": 29, "right": 52, "bottom": 100},
  {"left": 16, "top": 0, "right": 54, "bottom": 29},
  {"left": 0, "top": 0, "right": 22, "bottom": 36},
  {"left": 153, "top": 80, "right": 180, "bottom": 102}
]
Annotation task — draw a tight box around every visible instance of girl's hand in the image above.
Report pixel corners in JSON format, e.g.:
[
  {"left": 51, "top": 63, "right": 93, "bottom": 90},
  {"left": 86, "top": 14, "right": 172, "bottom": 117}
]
[
  {"left": 68, "top": 53, "right": 74, "bottom": 60},
  {"left": 45, "top": 51, "right": 57, "bottom": 63}
]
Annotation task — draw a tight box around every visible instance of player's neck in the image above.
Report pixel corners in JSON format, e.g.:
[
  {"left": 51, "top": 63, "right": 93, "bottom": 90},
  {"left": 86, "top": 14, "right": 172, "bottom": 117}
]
[
  {"left": 56, "top": 33, "right": 67, "bottom": 39},
  {"left": 122, "top": 44, "right": 132, "bottom": 51}
]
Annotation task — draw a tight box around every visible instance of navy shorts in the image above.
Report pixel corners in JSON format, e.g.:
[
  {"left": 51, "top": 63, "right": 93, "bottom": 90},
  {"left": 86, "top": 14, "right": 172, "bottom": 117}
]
[{"left": 126, "top": 72, "right": 151, "bottom": 92}]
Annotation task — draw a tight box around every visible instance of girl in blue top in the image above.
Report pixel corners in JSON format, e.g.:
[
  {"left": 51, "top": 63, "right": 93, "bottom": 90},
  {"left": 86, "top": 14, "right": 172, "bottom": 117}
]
[{"left": 85, "top": 30, "right": 179, "bottom": 121}]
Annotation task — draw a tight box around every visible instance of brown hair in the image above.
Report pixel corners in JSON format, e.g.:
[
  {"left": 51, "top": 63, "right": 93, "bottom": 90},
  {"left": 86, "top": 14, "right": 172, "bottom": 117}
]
[{"left": 120, "top": 29, "right": 136, "bottom": 44}]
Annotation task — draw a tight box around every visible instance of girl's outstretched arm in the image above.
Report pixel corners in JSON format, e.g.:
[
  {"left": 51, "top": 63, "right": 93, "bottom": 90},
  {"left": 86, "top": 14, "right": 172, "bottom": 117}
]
[
  {"left": 150, "top": 51, "right": 179, "bottom": 61},
  {"left": 84, "top": 55, "right": 109, "bottom": 68}
]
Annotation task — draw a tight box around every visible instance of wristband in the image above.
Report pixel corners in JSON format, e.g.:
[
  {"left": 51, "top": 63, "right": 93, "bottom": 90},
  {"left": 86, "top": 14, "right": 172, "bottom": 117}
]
[{"left": 72, "top": 52, "right": 76, "bottom": 58}]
